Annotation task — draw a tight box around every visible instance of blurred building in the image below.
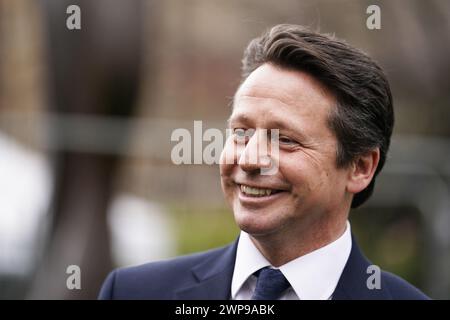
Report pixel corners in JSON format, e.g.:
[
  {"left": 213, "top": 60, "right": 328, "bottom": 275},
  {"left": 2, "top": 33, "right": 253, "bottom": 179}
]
[{"left": 0, "top": 0, "right": 449, "bottom": 299}]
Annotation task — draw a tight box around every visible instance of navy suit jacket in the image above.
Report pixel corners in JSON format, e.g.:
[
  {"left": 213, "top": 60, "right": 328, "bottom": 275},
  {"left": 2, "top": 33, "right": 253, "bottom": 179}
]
[{"left": 98, "top": 235, "right": 430, "bottom": 300}]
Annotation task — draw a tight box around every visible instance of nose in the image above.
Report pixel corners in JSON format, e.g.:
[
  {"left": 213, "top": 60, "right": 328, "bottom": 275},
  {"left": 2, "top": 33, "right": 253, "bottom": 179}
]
[{"left": 238, "top": 129, "right": 272, "bottom": 173}]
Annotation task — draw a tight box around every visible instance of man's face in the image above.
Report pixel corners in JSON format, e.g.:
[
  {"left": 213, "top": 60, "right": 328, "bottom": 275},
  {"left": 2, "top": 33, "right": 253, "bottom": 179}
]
[{"left": 220, "top": 63, "right": 351, "bottom": 239}]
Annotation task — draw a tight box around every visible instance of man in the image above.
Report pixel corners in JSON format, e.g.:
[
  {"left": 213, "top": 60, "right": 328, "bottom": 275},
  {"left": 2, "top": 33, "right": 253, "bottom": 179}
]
[{"left": 99, "top": 24, "right": 429, "bottom": 300}]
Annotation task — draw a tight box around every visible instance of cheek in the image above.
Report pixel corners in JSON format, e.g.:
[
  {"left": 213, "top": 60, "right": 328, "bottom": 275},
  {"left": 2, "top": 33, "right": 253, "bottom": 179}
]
[
  {"left": 220, "top": 170, "right": 235, "bottom": 206},
  {"left": 220, "top": 140, "right": 235, "bottom": 177},
  {"left": 220, "top": 135, "right": 245, "bottom": 166},
  {"left": 280, "top": 154, "right": 333, "bottom": 193},
  {"left": 220, "top": 140, "right": 239, "bottom": 196}
]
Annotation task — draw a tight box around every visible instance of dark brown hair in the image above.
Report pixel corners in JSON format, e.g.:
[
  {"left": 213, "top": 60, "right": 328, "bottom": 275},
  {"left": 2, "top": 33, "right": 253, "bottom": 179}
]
[{"left": 241, "top": 24, "right": 394, "bottom": 208}]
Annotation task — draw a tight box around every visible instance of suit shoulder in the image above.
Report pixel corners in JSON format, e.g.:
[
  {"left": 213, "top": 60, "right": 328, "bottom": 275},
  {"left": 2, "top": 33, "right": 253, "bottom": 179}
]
[
  {"left": 381, "top": 271, "right": 430, "bottom": 300},
  {"left": 99, "top": 245, "right": 231, "bottom": 299},
  {"left": 119, "top": 244, "right": 229, "bottom": 276}
]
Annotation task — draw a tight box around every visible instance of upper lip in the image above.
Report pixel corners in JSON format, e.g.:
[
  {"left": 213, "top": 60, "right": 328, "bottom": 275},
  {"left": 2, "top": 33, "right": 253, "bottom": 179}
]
[{"left": 235, "top": 181, "right": 288, "bottom": 191}]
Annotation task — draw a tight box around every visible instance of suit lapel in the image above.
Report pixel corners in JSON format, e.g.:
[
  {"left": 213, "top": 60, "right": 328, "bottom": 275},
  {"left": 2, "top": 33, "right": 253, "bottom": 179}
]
[
  {"left": 174, "top": 239, "right": 239, "bottom": 299},
  {"left": 173, "top": 234, "right": 393, "bottom": 300},
  {"left": 332, "top": 235, "right": 392, "bottom": 300}
]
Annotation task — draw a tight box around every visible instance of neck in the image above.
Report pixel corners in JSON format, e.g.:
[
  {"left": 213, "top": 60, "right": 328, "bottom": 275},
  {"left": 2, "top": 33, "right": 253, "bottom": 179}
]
[{"left": 249, "top": 216, "right": 348, "bottom": 267}]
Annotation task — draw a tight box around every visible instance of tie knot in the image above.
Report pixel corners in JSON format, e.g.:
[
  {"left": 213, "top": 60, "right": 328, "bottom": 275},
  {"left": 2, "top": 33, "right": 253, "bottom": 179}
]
[{"left": 252, "top": 267, "right": 291, "bottom": 300}]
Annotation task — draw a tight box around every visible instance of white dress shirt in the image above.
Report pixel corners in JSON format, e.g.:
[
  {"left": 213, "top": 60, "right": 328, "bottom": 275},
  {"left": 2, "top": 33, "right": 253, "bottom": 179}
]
[{"left": 231, "top": 221, "right": 352, "bottom": 300}]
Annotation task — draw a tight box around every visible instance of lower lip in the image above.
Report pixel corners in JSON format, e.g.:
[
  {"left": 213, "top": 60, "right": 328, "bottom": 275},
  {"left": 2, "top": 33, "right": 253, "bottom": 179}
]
[{"left": 237, "top": 185, "right": 287, "bottom": 206}]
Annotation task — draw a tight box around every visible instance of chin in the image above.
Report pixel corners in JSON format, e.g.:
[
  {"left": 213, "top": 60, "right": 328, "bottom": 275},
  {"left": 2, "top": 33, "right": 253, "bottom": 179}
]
[{"left": 233, "top": 207, "right": 279, "bottom": 236}]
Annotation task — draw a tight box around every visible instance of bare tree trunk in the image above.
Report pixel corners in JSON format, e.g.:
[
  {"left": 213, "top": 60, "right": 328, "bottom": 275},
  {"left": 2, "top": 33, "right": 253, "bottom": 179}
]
[{"left": 28, "top": 0, "right": 145, "bottom": 299}]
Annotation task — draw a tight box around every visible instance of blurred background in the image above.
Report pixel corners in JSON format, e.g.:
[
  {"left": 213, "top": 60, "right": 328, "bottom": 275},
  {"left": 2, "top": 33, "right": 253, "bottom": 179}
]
[{"left": 0, "top": 0, "right": 449, "bottom": 299}]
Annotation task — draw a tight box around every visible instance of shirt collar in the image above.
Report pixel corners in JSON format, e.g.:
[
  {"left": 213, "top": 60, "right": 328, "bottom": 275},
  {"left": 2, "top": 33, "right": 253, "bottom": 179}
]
[{"left": 231, "top": 221, "right": 352, "bottom": 300}]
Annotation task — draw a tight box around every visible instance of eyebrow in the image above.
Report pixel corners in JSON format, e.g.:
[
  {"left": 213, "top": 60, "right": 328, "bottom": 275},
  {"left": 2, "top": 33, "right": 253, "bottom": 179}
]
[
  {"left": 227, "top": 113, "right": 249, "bottom": 126},
  {"left": 228, "top": 113, "right": 312, "bottom": 142},
  {"left": 228, "top": 113, "right": 292, "bottom": 130}
]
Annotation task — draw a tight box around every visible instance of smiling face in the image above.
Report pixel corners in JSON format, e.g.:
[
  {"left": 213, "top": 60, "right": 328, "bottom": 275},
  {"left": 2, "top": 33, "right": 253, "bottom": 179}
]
[{"left": 220, "top": 63, "right": 353, "bottom": 242}]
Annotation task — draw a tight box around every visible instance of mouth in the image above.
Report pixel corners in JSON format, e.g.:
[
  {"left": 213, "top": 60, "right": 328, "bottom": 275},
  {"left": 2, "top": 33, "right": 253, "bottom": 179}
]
[
  {"left": 236, "top": 183, "right": 287, "bottom": 206},
  {"left": 238, "top": 184, "right": 283, "bottom": 197}
]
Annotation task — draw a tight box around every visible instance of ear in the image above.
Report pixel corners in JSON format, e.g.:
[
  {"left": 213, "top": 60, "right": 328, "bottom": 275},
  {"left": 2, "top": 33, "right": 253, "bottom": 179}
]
[{"left": 346, "top": 148, "right": 380, "bottom": 195}]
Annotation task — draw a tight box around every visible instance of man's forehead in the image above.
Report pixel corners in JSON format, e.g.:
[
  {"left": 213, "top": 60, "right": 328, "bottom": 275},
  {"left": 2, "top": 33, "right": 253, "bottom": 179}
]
[
  {"left": 234, "top": 64, "right": 335, "bottom": 110},
  {"left": 235, "top": 84, "right": 297, "bottom": 107}
]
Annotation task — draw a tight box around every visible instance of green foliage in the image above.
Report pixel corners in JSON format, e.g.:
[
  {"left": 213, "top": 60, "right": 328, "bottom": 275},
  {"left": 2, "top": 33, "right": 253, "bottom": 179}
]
[
  {"left": 350, "top": 206, "right": 425, "bottom": 289},
  {"left": 169, "top": 205, "right": 239, "bottom": 255}
]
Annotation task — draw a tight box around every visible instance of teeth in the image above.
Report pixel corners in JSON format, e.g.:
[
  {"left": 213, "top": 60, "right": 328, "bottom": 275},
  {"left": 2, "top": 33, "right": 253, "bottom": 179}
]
[{"left": 240, "top": 185, "right": 275, "bottom": 197}]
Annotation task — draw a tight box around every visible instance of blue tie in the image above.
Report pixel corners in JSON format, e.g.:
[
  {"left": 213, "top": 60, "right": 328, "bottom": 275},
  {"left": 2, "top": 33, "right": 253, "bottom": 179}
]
[{"left": 251, "top": 267, "right": 291, "bottom": 300}]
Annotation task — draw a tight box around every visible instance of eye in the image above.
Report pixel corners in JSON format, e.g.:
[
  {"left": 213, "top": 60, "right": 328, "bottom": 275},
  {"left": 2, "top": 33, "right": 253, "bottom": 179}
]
[
  {"left": 232, "top": 128, "right": 256, "bottom": 144},
  {"left": 278, "top": 135, "right": 297, "bottom": 145},
  {"left": 233, "top": 128, "right": 246, "bottom": 137},
  {"left": 232, "top": 128, "right": 249, "bottom": 144}
]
